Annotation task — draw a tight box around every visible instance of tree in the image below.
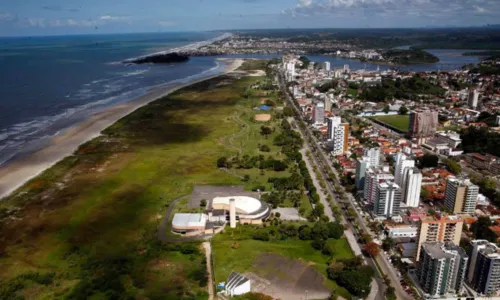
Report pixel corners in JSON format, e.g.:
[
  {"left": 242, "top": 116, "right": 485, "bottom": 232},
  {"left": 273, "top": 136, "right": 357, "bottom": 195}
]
[
  {"left": 252, "top": 230, "right": 270, "bottom": 241},
  {"left": 259, "top": 144, "right": 271, "bottom": 152},
  {"left": 217, "top": 156, "right": 228, "bottom": 168},
  {"left": 470, "top": 216, "right": 497, "bottom": 242},
  {"left": 298, "top": 225, "right": 313, "bottom": 240},
  {"left": 360, "top": 233, "right": 373, "bottom": 244},
  {"left": 327, "top": 261, "right": 345, "bottom": 280},
  {"left": 383, "top": 105, "right": 390, "bottom": 114},
  {"left": 260, "top": 126, "right": 272, "bottom": 138},
  {"left": 311, "top": 238, "right": 325, "bottom": 250},
  {"left": 283, "top": 107, "right": 294, "bottom": 117},
  {"left": 312, "top": 221, "right": 330, "bottom": 240},
  {"left": 421, "top": 187, "right": 431, "bottom": 200},
  {"left": 444, "top": 158, "right": 461, "bottom": 174},
  {"left": 398, "top": 106, "right": 409, "bottom": 115},
  {"left": 382, "top": 237, "right": 395, "bottom": 251},
  {"left": 419, "top": 154, "right": 439, "bottom": 168},
  {"left": 200, "top": 199, "right": 207, "bottom": 207},
  {"left": 327, "top": 222, "right": 344, "bottom": 239},
  {"left": 364, "top": 242, "right": 381, "bottom": 257}
]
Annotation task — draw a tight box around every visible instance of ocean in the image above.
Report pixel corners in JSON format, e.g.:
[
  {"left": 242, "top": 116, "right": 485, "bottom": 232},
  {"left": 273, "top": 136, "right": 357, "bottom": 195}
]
[
  {"left": 0, "top": 32, "right": 225, "bottom": 166},
  {"left": 0, "top": 32, "right": 485, "bottom": 167}
]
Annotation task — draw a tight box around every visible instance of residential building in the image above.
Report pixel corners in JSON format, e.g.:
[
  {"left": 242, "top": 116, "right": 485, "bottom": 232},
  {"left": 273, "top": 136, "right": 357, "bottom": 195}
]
[
  {"left": 355, "top": 148, "right": 380, "bottom": 191},
  {"left": 373, "top": 181, "right": 402, "bottom": 219},
  {"left": 444, "top": 177, "right": 479, "bottom": 214},
  {"left": 363, "top": 167, "right": 393, "bottom": 204},
  {"left": 468, "top": 89, "right": 480, "bottom": 109},
  {"left": 355, "top": 158, "right": 369, "bottom": 191},
  {"left": 363, "top": 147, "right": 380, "bottom": 167},
  {"left": 327, "top": 117, "right": 349, "bottom": 155},
  {"left": 467, "top": 240, "right": 500, "bottom": 296},
  {"left": 323, "top": 61, "right": 331, "bottom": 71},
  {"left": 324, "top": 98, "right": 332, "bottom": 112},
  {"left": 409, "top": 110, "right": 439, "bottom": 140},
  {"left": 395, "top": 152, "right": 415, "bottom": 187},
  {"left": 416, "top": 242, "right": 468, "bottom": 297},
  {"left": 416, "top": 214, "right": 463, "bottom": 261},
  {"left": 312, "top": 102, "right": 325, "bottom": 124},
  {"left": 402, "top": 167, "right": 422, "bottom": 208},
  {"left": 464, "top": 153, "right": 500, "bottom": 176}
]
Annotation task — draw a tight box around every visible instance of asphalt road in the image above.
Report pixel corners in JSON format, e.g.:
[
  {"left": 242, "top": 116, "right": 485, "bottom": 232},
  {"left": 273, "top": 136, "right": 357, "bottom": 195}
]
[{"left": 278, "top": 71, "right": 412, "bottom": 300}]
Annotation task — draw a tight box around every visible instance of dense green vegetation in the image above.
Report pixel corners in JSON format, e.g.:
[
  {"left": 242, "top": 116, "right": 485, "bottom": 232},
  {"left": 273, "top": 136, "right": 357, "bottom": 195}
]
[
  {"left": 359, "top": 75, "right": 445, "bottom": 102},
  {"left": 461, "top": 126, "right": 500, "bottom": 157},
  {"left": 238, "top": 28, "right": 500, "bottom": 50},
  {"left": 380, "top": 49, "right": 439, "bottom": 65},
  {"left": 372, "top": 115, "right": 409, "bottom": 132}
]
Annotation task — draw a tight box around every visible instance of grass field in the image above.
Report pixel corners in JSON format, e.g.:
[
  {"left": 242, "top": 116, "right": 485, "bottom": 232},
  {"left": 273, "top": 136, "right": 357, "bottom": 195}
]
[
  {"left": 212, "top": 226, "right": 354, "bottom": 299},
  {"left": 0, "top": 74, "right": 268, "bottom": 299},
  {"left": 372, "top": 114, "right": 409, "bottom": 132}
]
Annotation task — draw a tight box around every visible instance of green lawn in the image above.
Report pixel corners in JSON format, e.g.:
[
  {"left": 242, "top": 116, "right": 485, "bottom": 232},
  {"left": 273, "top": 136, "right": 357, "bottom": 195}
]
[
  {"left": 0, "top": 75, "right": 265, "bottom": 299},
  {"left": 212, "top": 226, "right": 354, "bottom": 299},
  {"left": 372, "top": 114, "right": 409, "bottom": 132}
]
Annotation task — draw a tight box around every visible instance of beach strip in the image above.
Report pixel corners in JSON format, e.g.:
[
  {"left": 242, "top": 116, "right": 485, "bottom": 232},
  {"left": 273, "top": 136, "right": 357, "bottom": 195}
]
[{"left": 0, "top": 58, "right": 243, "bottom": 199}]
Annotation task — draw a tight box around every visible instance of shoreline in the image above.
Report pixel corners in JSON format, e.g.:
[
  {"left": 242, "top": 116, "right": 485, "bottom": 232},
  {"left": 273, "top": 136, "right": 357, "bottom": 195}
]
[{"left": 0, "top": 58, "right": 244, "bottom": 200}]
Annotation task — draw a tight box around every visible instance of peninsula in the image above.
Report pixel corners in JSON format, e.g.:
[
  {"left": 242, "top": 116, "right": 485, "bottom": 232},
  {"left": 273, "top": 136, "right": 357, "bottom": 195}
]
[{"left": 125, "top": 52, "right": 190, "bottom": 64}]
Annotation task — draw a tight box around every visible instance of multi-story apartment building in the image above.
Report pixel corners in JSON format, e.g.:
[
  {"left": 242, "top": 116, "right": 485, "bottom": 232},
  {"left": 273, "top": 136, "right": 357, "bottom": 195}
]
[
  {"left": 394, "top": 152, "right": 415, "bottom": 187},
  {"left": 355, "top": 147, "right": 380, "bottom": 191},
  {"left": 312, "top": 102, "right": 325, "bottom": 124},
  {"left": 416, "top": 214, "right": 463, "bottom": 261},
  {"left": 326, "top": 117, "right": 349, "bottom": 155},
  {"left": 467, "top": 240, "right": 500, "bottom": 296},
  {"left": 402, "top": 167, "right": 422, "bottom": 208},
  {"left": 416, "top": 242, "right": 468, "bottom": 297},
  {"left": 363, "top": 167, "right": 393, "bottom": 205},
  {"left": 373, "top": 181, "right": 402, "bottom": 219},
  {"left": 444, "top": 177, "right": 479, "bottom": 214}
]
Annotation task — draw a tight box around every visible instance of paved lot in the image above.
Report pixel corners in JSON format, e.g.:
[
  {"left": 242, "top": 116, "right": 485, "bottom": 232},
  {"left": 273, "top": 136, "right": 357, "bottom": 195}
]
[
  {"left": 189, "top": 185, "right": 258, "bottom": 208},
  {"left": 272, "top": 207, "right": 306, "bottom": 221}
]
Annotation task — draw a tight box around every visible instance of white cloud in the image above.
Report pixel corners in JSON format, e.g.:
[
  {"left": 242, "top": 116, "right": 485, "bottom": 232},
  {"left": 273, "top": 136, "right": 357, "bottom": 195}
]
[
  {"left": 284, "top": 0, "right": 500, "bottom": 20},
  {"left": 0, "top": 12, "right": 14, "bottom": 22},
  {"left": 99, "top": 15, "right": 129, "bottom": 21},
  {"left": 158, "top": 21, "right": 175, "bottom": 27},
  {"left": 473, "top": 5, "right": 486, "bottom": 13}
]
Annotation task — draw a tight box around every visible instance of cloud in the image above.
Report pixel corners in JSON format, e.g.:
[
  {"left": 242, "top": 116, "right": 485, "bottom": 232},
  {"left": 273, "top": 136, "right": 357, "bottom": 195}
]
[
  {"left": 41, "top": 5, "right": 80, "bottom": 12},
  {"left": 158, "top": 21, "right": 175, "bottom": 27},
  {"left": 0, "top": 12, "right": 14, "bottom": 22},
  {"left": 99, "top": 15, "right": 130, "bottom": 21},
  {"left": 283, "top": 0, "right": 500, "bottom": 21}
]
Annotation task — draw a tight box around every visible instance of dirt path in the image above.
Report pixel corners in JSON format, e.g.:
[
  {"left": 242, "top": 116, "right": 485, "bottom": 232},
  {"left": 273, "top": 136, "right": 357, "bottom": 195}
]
[{"left": 203, "top": 242, "right": 215, "bottom": 300}]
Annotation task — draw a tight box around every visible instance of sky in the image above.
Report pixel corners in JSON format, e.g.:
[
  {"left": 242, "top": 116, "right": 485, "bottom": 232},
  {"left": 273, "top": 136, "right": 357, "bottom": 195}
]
[{"left": 0, "top": 0, "right": 499, "bottom": 36}]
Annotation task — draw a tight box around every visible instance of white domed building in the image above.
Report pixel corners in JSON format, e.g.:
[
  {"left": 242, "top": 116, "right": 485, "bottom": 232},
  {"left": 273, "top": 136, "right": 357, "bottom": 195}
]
[{"left": 209, "top": 196, "right": 270, "bottom": 225}]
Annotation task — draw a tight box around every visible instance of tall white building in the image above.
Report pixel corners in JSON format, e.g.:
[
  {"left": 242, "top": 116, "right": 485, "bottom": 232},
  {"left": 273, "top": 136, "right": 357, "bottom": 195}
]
[
  {"left": 402, "top": 167, "right": 422, "bottom": 207},
  {"left": 373, "top": 181, "right": 402, "bottom": 219},
  {"left": 355, "top": 147, "right": 381, "bottom": 192},
  {"left": 363, "top": 148, "right": 380, "bottom": 168},
  {"left": 364, "top": 167, "right": 393, "bottom": 204},
  {"left": 323, "top": 61, "right": 331, "bottom": 71},
  {"left": 327, "top": 117, "right": 349, "bottom": 155},
  {"left": 468, "top": 89, "right": 479, "bottom": 109},
  {"left": 395, "top": 153, "right": 415, "bottom": 187},
  {"left": 312, "top": 102, "right": 325, "bottom": 125}
]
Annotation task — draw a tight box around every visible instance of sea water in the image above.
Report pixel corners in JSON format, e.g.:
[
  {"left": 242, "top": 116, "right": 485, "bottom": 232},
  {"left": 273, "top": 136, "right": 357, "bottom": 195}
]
[{"left": 0, "top": 32, "right": 224, "bottom": 165}]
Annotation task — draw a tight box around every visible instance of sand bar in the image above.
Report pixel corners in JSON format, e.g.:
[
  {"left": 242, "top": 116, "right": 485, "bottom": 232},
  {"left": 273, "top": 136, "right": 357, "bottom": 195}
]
[{"left": 0, "top": 58, "right": 244, "bottom": 199}]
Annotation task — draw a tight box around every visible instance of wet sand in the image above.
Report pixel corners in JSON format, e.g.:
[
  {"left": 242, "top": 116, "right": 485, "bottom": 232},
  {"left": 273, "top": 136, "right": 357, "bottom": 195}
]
[{"left": 0, "top": 58, "right": 244, "bottom": 199}]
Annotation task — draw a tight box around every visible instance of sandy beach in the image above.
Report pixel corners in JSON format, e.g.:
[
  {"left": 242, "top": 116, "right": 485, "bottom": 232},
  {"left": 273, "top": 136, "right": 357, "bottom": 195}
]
[{"left": 0, "top": 58, "right": 243, "bottom": 199}]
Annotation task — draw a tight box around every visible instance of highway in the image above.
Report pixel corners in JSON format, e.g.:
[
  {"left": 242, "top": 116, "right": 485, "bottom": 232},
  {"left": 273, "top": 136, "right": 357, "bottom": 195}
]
[{"left": 277, "top": 71, "right": 412, "bottom": 300}]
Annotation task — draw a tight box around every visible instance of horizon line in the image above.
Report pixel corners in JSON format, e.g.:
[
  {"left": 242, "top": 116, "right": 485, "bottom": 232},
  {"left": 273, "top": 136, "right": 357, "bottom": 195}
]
[{"left": 1, "top": 25, "right": 499, "bottom": 38}]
